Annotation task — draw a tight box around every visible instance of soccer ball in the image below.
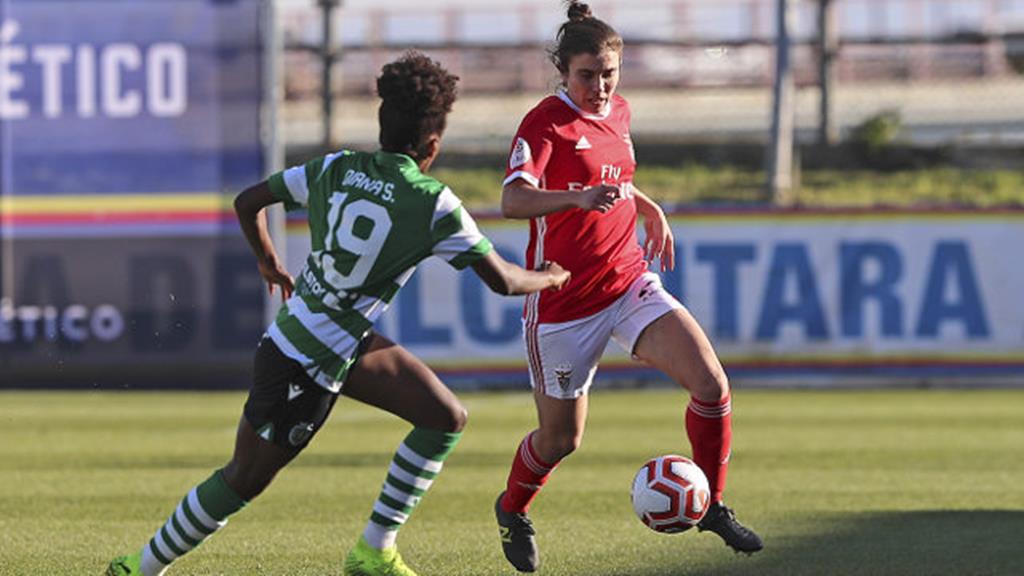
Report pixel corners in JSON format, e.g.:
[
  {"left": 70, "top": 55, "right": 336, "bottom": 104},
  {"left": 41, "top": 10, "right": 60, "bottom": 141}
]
[{"left": 631, "top": 455, "right": 711, "bottom": 533}]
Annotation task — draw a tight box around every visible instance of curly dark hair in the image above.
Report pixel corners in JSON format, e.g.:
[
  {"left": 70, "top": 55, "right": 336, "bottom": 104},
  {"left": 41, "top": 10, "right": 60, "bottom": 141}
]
[
  {"left": 550, "top": 1, "right": 623, "bottom": 74},
  {"left": 376, "top": 51, "right": 459, "bottom": 159}
]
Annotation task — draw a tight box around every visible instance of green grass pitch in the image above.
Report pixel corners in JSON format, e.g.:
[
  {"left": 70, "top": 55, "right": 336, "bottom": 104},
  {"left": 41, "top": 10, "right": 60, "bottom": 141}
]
[{"left": 1, "top": 388, "right": 1023, "bottom": 575}]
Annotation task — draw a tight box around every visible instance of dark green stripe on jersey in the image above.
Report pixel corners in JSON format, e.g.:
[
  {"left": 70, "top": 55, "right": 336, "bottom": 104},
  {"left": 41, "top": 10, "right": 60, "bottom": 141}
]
[
  {"left": 449, "top": 238, "right": 493, "bottom": 270},
  {"left": 275, "top": 309, "right": 340, "bottom": 363},
  {"left": 268, "top": 172, "right": 303, "bottom": 211}
]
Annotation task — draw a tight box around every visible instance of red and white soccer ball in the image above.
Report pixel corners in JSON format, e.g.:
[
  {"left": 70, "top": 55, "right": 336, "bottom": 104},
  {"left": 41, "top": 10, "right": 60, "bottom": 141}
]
[{"left": 631, "top": 455, "right": 711, "bottom": 533}]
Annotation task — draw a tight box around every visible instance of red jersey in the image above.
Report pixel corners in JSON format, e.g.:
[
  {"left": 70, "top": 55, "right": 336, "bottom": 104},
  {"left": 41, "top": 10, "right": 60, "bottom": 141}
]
[{"left": 504, "top": 90, "right": 647, "bottom": 324}]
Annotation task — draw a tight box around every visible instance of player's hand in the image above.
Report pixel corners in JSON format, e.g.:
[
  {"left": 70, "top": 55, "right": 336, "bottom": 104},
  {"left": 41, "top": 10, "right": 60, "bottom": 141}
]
[
  {"left": 257, "top": 256, "right": 295, "bottom": 302},
  {"left": 578, "top": 183, "right": 621, "bottom": 213},
  {"left": 540, "top": 260, "right": 571, "bottom": 291},
  {"left": 643, "top": 208, "right": 675, "bottom": 272}
]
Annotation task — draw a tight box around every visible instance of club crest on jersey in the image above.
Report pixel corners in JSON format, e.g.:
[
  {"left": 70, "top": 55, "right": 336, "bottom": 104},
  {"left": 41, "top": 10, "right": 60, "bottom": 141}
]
[
  {"left": 510, "top": 137, "right": 532, "bottom": 169},
  {"left": 575, "top": 135, "right": 592, "bottom": 151}
]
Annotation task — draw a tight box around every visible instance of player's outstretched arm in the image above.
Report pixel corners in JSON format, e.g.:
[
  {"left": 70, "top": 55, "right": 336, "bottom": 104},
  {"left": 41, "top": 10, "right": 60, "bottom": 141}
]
[
  {"left": 234, "top": 181, "right": 295, "bottom": 302},
  {"left": 471, "top": 251, "right": 570, "bottom": 296},
  {"left": 501, "top": 179, "right": 621, "bottom": 219}
]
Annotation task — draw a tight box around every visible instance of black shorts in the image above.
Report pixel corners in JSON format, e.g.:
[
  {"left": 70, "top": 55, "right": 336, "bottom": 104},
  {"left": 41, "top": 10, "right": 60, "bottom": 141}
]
[{"left": 243, "top": 337, "right": 341, "bottom": 451}]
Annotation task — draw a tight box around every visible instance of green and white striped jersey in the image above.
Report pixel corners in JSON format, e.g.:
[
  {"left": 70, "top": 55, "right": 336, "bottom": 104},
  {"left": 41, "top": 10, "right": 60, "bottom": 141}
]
[{"left": 266, "top": 150, "right": 493, "bottom": 392}]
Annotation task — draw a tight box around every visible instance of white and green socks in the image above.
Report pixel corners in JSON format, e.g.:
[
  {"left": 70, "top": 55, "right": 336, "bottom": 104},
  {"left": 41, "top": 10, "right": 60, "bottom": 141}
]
[
  {"left": 362, "top": 427, "right": 462, "bottom": 550},
  {"left": 129, "top": 429, "right": 458, "bottom": 574},
  {"left": 138, "top": 469, "right": 247, "bottom": 576}
]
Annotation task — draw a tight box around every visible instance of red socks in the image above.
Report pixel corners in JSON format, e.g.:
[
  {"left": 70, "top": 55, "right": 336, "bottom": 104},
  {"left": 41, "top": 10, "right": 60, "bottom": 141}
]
[
  {"left": 686, "top": 395, "right": 732, "bottom": 503},
  {"left": 501, "top": 397, "right": 731, "bottom": 512},
  {"left": 500, "top": 431, "right": 558, "bottom": 514}
]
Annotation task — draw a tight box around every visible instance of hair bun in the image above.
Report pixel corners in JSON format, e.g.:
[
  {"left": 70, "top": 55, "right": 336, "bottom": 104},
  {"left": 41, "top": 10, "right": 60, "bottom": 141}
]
[{"left": 566, "top": 1, "right": 592, "bottom": 21}]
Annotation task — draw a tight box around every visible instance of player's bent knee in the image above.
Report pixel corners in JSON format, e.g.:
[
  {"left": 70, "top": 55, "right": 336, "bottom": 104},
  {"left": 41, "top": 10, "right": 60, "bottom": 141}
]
[
  {"left": 566, "top": 435, "right": 584, "bottom": 456},
  {"left": 548, "top": 433, "right": 583, "bottom": 461},
  {"left": 690, "top": 371, "right": 730, "bottom": 402},
  {"left": 431, "top": 402, "right": 468, "bottom": 433},
  {"left": 448, "top": 404, "right": 469, "bottom": 433},
  {"left": 221, "top": 462, "right": 278, "bottom": 501}
]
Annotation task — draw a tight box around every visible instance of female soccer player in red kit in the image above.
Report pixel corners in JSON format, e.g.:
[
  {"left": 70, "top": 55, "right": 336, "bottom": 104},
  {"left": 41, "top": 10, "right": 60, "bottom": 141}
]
[{"left": 494, "top": 2, "right": 763, "bottom": 571}]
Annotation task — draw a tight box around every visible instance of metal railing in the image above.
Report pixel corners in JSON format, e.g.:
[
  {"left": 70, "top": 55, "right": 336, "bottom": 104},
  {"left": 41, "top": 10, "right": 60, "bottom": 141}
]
[{"left": 280, "top": 0, "right": 1024, "bottom": 99}]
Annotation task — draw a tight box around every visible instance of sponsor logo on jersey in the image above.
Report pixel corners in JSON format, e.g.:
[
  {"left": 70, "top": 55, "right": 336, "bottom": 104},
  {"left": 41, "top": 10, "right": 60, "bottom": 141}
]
[
  {"left": 600, "top": 164, "right": 622, "bottom": 181},
  {"left": 575, "top": 135, "right": 592, "bottom": 150},
  {"left": 288, "top": 421, "right": 316, "bottom": 447},
  {"left": 510, "top": 137, "right": 531, "bottom": 169}
]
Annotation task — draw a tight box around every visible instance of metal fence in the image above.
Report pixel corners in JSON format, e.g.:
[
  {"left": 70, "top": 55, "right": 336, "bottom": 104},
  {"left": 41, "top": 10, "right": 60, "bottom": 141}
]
[
  {"left": 280, "top": 0, "right": 1024, "bottom": 93},
  {"left": 278, "top": 0, "right": 1024, "bottom": 149}
]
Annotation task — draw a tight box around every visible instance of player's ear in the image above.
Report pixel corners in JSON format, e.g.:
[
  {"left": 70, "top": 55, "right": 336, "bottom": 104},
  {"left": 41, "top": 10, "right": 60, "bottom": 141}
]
[
  {"left": 418, "top": 133, "right": 443, "bottom": 172},
  {"left": 426, "top": 133, "right": 441, "bottom": 157}
]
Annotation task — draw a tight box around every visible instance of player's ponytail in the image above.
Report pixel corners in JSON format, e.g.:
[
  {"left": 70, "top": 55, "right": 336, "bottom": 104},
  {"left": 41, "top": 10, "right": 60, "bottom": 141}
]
[
  {"left": 551, "top": 1, "right": 623, "bottom": 74},
  {"left": 566, "top": 0, "right": 592, "bottom": 21},
  {"left": 376, "top": 50, "right": 459, "bottom": 160}
]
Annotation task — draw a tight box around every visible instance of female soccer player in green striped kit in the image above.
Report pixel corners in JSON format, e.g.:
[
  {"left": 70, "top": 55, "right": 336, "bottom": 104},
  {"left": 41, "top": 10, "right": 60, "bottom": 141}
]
[{"left": 106, "top": 51, "right": 569, "bottom": 576}]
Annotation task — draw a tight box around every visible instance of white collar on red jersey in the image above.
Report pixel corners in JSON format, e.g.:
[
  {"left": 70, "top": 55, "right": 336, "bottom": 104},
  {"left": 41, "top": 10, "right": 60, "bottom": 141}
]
[{"left": 556, "top": 88, "right": 612, "bottom": 120}]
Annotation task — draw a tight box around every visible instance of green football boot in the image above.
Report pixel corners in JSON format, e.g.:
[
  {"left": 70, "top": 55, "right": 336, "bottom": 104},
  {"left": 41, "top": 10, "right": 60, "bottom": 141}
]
[
  {"left": 343, "top": 536, "right": 418, "bottom": 576},
  {"left": 105, "top": 553, "right": 141, "bottom": 576}
]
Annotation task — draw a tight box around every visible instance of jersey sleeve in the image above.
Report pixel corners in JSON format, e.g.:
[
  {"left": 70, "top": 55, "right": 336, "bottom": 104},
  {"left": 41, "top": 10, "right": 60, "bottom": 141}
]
[
  {"left": 430, "top": 187, "right": 493, "bottom": 270},
  {"left": 503, "top": 108, "right": 555, "bottom": 188},
  {"left": 267, "top": 150, "right": 351, "bottom": 211}
]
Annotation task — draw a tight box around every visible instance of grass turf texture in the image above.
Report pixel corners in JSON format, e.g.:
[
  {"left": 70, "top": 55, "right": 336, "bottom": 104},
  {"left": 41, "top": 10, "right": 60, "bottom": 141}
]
[{"left": 1, "top": 389, "right": 1022, "bottom": 576}]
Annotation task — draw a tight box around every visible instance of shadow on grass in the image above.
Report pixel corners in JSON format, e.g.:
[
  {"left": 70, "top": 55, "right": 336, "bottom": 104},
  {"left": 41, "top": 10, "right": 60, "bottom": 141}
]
[{"left": 620, "top": 511, "right": 1024, "bottom": 576}]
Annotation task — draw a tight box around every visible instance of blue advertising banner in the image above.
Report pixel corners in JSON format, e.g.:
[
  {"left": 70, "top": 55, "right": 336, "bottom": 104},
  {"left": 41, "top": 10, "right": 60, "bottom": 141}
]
[
  {"left": 0, "top": 0, "right": 264, "bottom": 196},
  {"left": 0, "top": 0, "right": 268, "bottom": 388},
  {"left": 284, "top": 208, "right": 1024, "bottom": 387}
]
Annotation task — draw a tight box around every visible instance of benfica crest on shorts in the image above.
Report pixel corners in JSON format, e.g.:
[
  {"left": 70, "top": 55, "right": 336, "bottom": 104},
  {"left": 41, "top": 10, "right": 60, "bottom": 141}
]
[{"left": 554, "top": 364, "right": 573, "bottom": 391}]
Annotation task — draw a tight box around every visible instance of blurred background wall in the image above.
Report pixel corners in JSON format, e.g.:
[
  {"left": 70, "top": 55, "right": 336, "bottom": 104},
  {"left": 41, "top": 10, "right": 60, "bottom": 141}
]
[
  {"left": 280, "top": 0, "right": 1024, "bottom": 152},
  {"left": 2, "top": 0, "right": 1023, "bottom": 389}
]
